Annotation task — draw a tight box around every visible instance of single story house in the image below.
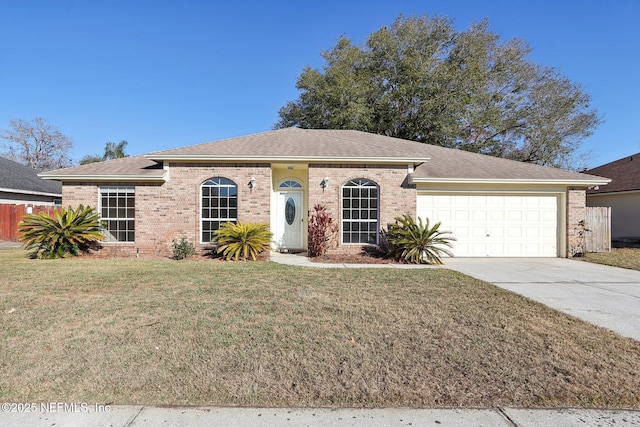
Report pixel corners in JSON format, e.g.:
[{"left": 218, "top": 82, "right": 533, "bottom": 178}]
[
  {"left": 585, "top": 153, "right": 640, "bottom": 239},
  {"left": 1, "top": 157, "right": 62, "bottom": 206},
  {"left": 40, "top": 128, "right": 609, "bottom": 258}
]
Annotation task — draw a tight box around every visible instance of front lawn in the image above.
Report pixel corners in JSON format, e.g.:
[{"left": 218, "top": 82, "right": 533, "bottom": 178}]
[
  {"left": 584, "top": 247, "right": 640, "bottom": 271},
  {"left": 1, "top": 248, "right": 639, "bottom": 408}
]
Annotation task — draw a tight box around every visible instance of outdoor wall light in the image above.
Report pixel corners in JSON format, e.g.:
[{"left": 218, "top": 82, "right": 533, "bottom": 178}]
[
  {"left": 249, "top": 176, "right": 256, "bottom": 189},
  {"left": 320, "top": 176, "right": 330, "bottom": 191}
]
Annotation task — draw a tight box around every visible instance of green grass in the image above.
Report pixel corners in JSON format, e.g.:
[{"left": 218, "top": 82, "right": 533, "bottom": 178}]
[
  {"left": 584, "top": 247, "right": 640, "bottom": 271},
  {"left": 1, "top": 248, "right": 639, "bottom": 408}
]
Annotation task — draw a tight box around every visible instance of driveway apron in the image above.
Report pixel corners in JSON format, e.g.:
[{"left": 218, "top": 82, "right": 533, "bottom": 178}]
[{"left": 443, "top": 258, "right": 640, "bottom": 341}]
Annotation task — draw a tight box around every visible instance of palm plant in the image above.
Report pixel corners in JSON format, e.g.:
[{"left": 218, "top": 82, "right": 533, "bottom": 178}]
[
  {"left": 386, "top": 214, "right": 456, "bottom": 264},
  {"left": 18, "top": 205, "right": 104, "bottom": 259},
  {"left": 213, "top": 222, "right": 273, "bottom": 261},
  {"left": 103, "top": 140, "right": 128, "bottom": 160}
]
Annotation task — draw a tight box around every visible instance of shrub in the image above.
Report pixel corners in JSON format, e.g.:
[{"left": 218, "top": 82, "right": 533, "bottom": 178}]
[
  {"left": 386, "top": 214, "right": 456, "bottom": 265},
  {"left": 172, "top": 237, "right": 195, "bottom": 260},
  {"left": 307, "top": 204, "right": 338, "bottom": 257},
  {"left": 18, "top": 205, "right": 104, "bottom": 259},
  {"left": 214, "top": 222, "right": 273, "bottom": 261}
]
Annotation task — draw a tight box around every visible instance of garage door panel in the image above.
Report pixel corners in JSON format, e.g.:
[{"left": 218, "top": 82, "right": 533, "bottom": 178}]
[
  {"left": 507, "top": 210, "right": 523, "bottom": 221},
  {"left": 488, "top": 227, "right": 504, "bottom": 237},
  {"left": 489, "top": 210, "right": 505, "bottom": 221},
  {"left": 451, "top": 227, "right": 469, "bottom": 238},
  {"left": 417, "top": 193, "right": 559, "bottom": 257},
  {"left": 472, "top": 210, "right": 487, "bottom": 221}
]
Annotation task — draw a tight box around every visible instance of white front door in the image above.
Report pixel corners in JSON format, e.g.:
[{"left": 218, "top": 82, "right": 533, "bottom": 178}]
[{"left": 276, "top": 191, "right": 303, "bottom": 249}]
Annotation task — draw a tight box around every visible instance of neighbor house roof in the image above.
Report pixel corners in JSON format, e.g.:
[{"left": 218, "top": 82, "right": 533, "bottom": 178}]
[
  {"left": 0, "top": 157, "right": 62, "bottom": 196},
  {"left": 584, "top": 153, "right": 640, "bottom": 194},
  {"left": 39, "top": 128, "right": 609, "bottom": 185}
]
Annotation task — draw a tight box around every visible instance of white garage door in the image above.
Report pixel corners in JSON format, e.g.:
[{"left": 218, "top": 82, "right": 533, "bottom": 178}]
[{"left": 417, "top": 193, "right": 559, "bottom": 257}]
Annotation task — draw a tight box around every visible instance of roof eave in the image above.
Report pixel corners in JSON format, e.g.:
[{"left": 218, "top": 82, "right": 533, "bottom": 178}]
[
  {"left": 38, "top": 173, "right": 168, "bottom": 182},
  {"left": 145, "top": 154, "right": 430, "bottom": 164},
  {"left": 0, "top": 187, "right": 62, "bottom": 197},
  {"left": 410, "top": 176, "right": 612, "bottom": 186}
]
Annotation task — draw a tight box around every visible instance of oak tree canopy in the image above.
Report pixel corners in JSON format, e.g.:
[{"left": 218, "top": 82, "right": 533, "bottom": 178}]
[{"left": 276, "top": 16, "right": 601, "bottom": 169}]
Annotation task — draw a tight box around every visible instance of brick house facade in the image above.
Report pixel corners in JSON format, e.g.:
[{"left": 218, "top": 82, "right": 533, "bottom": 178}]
[{"left": 42, "top": 128, "right": 609, "bottom": 258}]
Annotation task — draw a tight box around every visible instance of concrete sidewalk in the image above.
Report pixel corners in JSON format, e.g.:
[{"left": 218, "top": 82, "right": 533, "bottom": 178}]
[{"left": 1, "top": 405, "right": 639, "bottom": 426}]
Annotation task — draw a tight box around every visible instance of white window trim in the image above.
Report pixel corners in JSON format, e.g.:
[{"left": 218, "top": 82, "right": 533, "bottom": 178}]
[
  {"left": 98, "top": 186, "right": 135, "bottom": 243},
  {"left": 200, "top": 177, "right": 238, "bottom": 244},
  {"left": 341, "top": 178, "right": 380, "bottom": 245}
]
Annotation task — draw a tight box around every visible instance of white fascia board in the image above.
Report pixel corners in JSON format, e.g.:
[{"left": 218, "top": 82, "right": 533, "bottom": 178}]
[
  {"left": 409, "top": 176, "right": 612, "bottom": 186},
  {"left": 145, "top": 154, "right": 430, "bottom": 164},
  {"left": 0, "top": 187, "right": 62, "bottom": 197},
  {"left": 38, "top": 173, "right": 168, "bottom": 182}
]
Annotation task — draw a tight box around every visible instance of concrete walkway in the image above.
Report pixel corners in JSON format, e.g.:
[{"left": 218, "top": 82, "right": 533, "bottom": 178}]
[
  {"left": 1, "top": 405, "right": 639, "bottom": 426},
  {"left": 444, "top": 257, "right": 640, "bottom": 341}
]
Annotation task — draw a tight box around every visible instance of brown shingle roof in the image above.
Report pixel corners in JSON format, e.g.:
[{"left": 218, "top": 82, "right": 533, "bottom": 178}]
[
  {"left": 39, "top": 128, "right": 608, "bottom": 184},
  {"left": 584, "top": 153, "right": 640, "bottom": 194},
  {"left": 146, "top": 128, "right": 431, "bottom": 161},
  {"left": 39, "top": 155, "right": 166, "bottom": 181},
  {"left": 411, "top": 143, "right": 606, "bottom": 182}
]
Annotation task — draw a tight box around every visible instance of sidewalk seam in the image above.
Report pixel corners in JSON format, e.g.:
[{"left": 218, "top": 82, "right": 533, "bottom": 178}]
[
  {"left": 496, "top": 407, "right": 519, "bottom": 427},
  {"left": 124, "top": 406, "right": 145, "bottom": 427}
]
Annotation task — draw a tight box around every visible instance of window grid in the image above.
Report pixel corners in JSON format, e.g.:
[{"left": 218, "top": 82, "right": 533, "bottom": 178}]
[
  {"left": 201, "top": 177, "right": 238, "bottom": 243},
  {"left": 279, "top": 180, "right": 302, "bottom": 188},
  {"left": 99, "top": 186, "right": 135, "bottom": 242},
  {"left": 342, "top": 179, "right": 379, "bottom": 244}
]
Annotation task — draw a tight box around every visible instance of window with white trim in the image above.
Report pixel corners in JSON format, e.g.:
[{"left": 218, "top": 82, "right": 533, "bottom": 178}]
[
  {"left": 99, "top": 186, "right": 135, "bottom": 242},
  {"left": 342, "top": 178, "right": 379, "bottom": 244},
  {"left": 279, "top": 179, "right": 302, "bottom": 189},
  {"left": 201, "top": 177, "right": 238, "bottom": 243}
]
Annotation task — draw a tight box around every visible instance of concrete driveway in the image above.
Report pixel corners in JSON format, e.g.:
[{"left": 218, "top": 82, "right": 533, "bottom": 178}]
[{"left": 444, "top": 258, "right": 640, "bottom": 341}]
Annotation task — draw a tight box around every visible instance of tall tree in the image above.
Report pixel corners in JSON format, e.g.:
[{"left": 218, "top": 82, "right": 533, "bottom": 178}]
[
  {"left": 276, "top": 16, "right": 601, "bottom": 169},
  {"left": 0, "top": 118, "right": 73, "bottom": 171},
  {"left": 80, "top": 140, "right": 129, "bottom": 165}
]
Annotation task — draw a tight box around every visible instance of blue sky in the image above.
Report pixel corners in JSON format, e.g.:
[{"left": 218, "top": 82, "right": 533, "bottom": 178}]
[{"left": 1, "top": 0, "right": 638, "bottom": 168}]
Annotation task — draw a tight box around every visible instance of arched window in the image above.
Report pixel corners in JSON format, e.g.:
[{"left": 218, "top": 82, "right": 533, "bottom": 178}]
[
  {"left": 201, "top": 177, "right": 238, "bottom": 242},
  {"left": 278, "top": 179, "right": 302, "bottom": 189},
  {"left": 342, "top": 178, "right": 379, "bottom": 244}
]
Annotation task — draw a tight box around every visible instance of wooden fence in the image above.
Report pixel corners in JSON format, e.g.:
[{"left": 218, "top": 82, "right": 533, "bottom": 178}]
[
  {"left": 0, "top": 204, "right": 61, "bottom": 241},
  {"left": 585, "top": 206, "right": 611, "bottom": 253}
]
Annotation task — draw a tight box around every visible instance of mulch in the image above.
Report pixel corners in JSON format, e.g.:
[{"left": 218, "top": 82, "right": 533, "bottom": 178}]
[{"left": 309, "top": 253, "right": 400, "bottom": 264}]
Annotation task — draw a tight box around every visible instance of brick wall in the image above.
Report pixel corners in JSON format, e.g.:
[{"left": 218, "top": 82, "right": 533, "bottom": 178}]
[
  {"left": 567, "top": 187, "right": 587, "bottom": 257},
  {"left": 62, "top": 183, "right": 98, "bottom": 208},
  {"left": 61, "top": 163, "right": 271, "bottom": 257},
  {"left": 308, "top": 164, "right": 415, "bottom": 254}
]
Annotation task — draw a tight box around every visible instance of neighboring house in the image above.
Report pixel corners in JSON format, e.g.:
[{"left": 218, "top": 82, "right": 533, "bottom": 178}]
[
  {"left": 585, "top": 153, "right": 640, "bottom": 239},
  {"left": 39, "top": 128, "right": 608, "bottom": 258},
  {"left": 0, "top": 157, "right": 62, "bottom": 206}
]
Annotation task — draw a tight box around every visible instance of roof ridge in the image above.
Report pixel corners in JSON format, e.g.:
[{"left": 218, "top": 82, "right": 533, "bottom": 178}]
[
  {"left": 147, "top": 128, "right": 294, "bottom": 155},
  {"left": 316, "top": 129, "right": 431, "bottom": 158}
]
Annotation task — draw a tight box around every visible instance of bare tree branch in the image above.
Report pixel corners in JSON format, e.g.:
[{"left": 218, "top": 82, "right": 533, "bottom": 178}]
[{"left": 0, "top": 118, "right": 73, "bottom": 171}]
